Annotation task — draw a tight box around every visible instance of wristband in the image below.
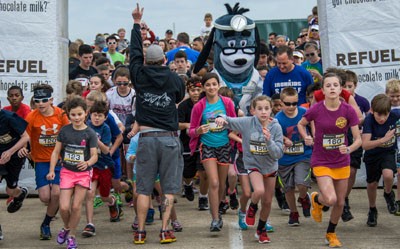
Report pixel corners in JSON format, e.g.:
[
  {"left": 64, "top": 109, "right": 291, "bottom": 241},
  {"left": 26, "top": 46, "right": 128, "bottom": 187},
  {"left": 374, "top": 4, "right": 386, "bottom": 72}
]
[{"left": 346, "top": 147, "right": 350, "bottom": 154}]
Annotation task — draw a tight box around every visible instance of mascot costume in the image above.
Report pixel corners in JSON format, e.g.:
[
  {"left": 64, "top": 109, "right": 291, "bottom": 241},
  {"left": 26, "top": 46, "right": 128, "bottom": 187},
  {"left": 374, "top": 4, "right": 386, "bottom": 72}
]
[{"left": 194, "top": 3, "right": 262, "bottom": 115}]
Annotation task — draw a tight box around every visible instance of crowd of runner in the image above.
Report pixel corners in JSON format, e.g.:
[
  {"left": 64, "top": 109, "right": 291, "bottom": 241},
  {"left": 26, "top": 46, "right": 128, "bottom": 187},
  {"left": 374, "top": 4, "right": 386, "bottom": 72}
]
[{"left": 1, "top": 3, "right": 399, "bottom": 249}]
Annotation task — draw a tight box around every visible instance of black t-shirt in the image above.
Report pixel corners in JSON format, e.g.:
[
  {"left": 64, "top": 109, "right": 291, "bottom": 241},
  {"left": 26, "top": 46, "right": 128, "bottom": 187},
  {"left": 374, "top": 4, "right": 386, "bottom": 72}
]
[
  {"left": 178, "top": 98, "right": 195, "bottom": 152},
  {"left": 69, "top": 65, "right": 98, "bottom": 80},
  {"left": 69, "top": 57, "right": 80, "bottom": 74},
  {"left": 0, "top": 110, "right": 27, "bottom": 154}
]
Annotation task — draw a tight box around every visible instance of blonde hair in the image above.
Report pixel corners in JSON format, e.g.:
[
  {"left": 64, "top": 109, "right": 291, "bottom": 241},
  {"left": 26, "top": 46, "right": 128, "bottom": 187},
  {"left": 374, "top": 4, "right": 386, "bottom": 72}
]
[
  {"left": 385, "top": 78, "right": 400, "bottom": 94},
  {"left": 86, "top": 90, "right": 107, "bottom": 102},
  {"left": 251, "top": 95, "right": 272, "bottom": 109}
]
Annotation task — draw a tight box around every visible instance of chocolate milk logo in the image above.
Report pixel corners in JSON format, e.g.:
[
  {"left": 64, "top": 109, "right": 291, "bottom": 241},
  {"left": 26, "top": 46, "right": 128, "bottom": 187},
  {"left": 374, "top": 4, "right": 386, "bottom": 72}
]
[{"left": 140, "top": 92, "right": 171, "bottom": 108}]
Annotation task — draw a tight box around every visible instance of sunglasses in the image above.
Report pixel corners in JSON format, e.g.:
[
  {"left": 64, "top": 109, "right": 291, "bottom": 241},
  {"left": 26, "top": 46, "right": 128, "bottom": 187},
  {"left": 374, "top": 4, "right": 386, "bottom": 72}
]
[
  {"left": 143, "top": 43, "right": 151, "bottom": 47},
  {"left": 305, "top": 52, "right": 316, "bottom": 57},
  {"left": 299, "top": 34, "right": 307, "bottom": 38},
  {"left": 108, "top": 41, "right": 117, "bottom": 45},
  {"left": 283, "top": 101, "right": 298, "bottom": 107},
  {"left": 169, "top": 42, "right": 176, "bottom": 45},
  {"left": 311, "top": 29, "right": 318, "bottom": 32},
  {"left": 33, "top": 98, "right": 51, "bottom": 103},
  {"left": 116, "top": 82, "right": 129, "bottom": 86}
]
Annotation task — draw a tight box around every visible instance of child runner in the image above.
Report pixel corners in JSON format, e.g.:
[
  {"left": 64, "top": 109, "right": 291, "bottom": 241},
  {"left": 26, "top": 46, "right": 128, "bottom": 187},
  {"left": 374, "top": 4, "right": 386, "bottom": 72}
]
[
  {"left": 0, "top": 100, "right": 30, "bottom": 240},
  {"left": 82, "top": 74, "right": 111, "bottom": 98},
  {"left": 82, "top": 100, "right": 120, "bottom": 238},
  {"left": 362, "top": 94, "right": 398, "bottom": 226},
  {"left": 189, "top": 73, "right": 236, "bottom": 232},
  {"left": 215, "top": 95, "right": 283, "bottom": 243},
  {"left": 385, "top": 79, "right": 400, "bottom": 216},
  {"left": 275, "top": 87, "right": 312, "bottom": 226},
  {"left": 298, "top": 72, "right": 362, "bottom": 248},
  {"left": 3, "top": 86, "right": 31, "bottom": 119},
  {"left": 47, "top": 97, "right": 98, "bottom": 249},
  {"left": 20, "top": 85, "right": 70, "bottom": 240},
  {"left": 178, "top": 77, "right": 208, "bottom": 206}
]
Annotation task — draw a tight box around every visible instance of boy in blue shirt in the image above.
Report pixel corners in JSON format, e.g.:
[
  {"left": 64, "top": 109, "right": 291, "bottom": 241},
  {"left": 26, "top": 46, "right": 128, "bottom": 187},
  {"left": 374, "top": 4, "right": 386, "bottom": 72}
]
[
  {"left": 275, "top": 87, "right": 312, "bottom": 226},
  {"left": 362, "top": 94, "right": 398, "bottom": 227},
  {"left": 82, "top": 100, "right": 121, "bottom": 237}
]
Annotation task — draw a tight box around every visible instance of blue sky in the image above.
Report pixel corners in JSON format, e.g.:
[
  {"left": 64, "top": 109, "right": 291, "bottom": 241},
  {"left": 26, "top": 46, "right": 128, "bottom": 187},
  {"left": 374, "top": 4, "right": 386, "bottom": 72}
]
[{"left": 69, "top": 0, "right": 316, "bottom": 44}]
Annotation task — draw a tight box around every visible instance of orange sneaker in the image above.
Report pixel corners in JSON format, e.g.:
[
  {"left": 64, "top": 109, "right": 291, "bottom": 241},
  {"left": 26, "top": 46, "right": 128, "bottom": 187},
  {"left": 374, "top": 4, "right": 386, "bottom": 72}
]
[
  {"left": 325, "top": 232, "right": 342, "bottom": 248},
  {"left": 311, "top": 192, "right": 323, "bottom": 222}
]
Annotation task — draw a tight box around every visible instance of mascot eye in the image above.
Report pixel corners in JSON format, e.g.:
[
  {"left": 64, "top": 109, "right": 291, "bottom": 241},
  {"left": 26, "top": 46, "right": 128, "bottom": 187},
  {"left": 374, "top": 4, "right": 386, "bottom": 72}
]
[
  {"left": 227, "top": 40, "right": 236, "bottom": 47},
  {"left": 240, "top": 40, "right": 247, "bottom": 47}
]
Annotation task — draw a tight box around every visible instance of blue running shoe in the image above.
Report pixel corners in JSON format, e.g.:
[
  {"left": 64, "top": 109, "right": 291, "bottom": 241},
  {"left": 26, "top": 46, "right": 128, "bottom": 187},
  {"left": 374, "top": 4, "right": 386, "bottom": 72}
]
[
  {"left": 146, "top": 208, "right": 155, "bottom": 225},
  {"left": 265, "top": 222, "right": 274, "bottom": 233},
  {"left": 238, "top": 210, "right": 248, "bottom": 230}
]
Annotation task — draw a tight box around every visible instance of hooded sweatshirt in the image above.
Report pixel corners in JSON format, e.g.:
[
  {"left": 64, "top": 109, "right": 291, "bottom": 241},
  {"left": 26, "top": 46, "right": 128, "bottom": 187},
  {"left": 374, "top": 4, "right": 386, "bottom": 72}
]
[
  {"left": 129, "top": 24, "right": 185, "bottom": 131},
  {"left": 220, "top": 115, "right": 284, "bottom": 174}
]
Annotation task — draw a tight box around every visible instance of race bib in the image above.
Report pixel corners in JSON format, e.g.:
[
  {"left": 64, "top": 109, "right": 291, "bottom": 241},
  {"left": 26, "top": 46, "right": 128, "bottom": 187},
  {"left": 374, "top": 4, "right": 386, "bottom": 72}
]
[
  {"left": 285, "top": 142, "right": 305, "bottom": 155},
  {"left": 38, "top": 134, "right": 57, "bottom": 147},
  {"left": 208, "top": 118, "right": 225, "bottom": 133},
  {"left": 63, "top": 145, "right": 85, "bottom": 165},
  {"left": 322, "top": 134, "right": 345, "bottom": 150},
  {"left": 242, "top": 85, "right": 256, "bottom": 95},
  {"left": 250, "top": 140, "right": 269, "bottom": 155},
  {"left": 380, "top": 136, "right": 396, "bottom": 148},
  {"left": 395, "top": 123, "right": 400, "bottom": 136}
]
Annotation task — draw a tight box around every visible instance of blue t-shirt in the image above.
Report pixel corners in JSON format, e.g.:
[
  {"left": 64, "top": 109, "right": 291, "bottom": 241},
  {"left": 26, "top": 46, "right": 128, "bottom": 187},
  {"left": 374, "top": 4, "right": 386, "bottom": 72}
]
[
  {"left": 166, "top": 46, "right": 200, "bottom": 65},
  {"left": 126, "top": 132, "right": 140, "bottom": 173},
  {"left": 0, "top": 110, "right": 27, "bottom": 154},
  {"left": 301, "top": 60, "right": 323, "bottom": 83},
  {"left": 263, "top": 65, "right": 314, "bottom": 104},
  {"left": 88, "top": 121, "right": 114, "bottom": 170},
  {"left": 104, "top": 114, "right": 121, "bottom": 159},
  {"left": 354, "top": 94, "right": 370, "bottom": 115},
  {"left": 275, "top": 107, "right": 312, "bottom": 166},
  {"left": 363, "top": 111, "right": 400, "bottom": 155},
  {"left": 200, "top": 98, "right": 229, "bottom": 147}
]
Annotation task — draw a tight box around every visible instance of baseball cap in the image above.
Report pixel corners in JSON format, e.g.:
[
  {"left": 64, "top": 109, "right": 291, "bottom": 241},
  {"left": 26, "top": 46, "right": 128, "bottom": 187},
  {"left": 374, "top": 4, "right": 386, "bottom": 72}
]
[
  {"left": 145, "top": 44, "right": 164, "bottom": 62},
  {"left": 94, "top": 36, "right": 106, "bottom": 46},
  {"left": 293, "top": 50, "right": 304, "bottom": 59},
  {"left": 310, "top": 24, "right": 319, "bottom": 31},
  {"left": 166, "top": 29, "right": 173, "bottom": 34}
]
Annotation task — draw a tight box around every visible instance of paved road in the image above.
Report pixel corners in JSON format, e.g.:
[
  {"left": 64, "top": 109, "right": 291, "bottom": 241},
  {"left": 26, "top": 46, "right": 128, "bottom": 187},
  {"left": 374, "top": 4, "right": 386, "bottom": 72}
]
[{"left": 0, "top": 186, "right": 399, "bottom": 249}]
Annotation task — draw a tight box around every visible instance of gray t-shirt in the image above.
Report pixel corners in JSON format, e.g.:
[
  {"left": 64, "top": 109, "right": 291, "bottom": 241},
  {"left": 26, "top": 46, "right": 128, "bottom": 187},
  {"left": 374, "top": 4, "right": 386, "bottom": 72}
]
[{"left": 57, "top": 124, "right": 98, "bottom": 172}]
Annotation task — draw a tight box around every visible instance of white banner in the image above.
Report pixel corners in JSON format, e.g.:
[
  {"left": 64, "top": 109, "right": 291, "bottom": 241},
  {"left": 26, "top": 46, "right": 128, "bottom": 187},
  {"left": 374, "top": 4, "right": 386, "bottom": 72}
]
[
  {"left": 318, "top": 0, "right": 400, "bottom": 187},
  {"left": 318, "top": 0, "right": 400, "bottom": 101},
  {"left": 0, "top": 0, "right": 68, "bottom": 193}
]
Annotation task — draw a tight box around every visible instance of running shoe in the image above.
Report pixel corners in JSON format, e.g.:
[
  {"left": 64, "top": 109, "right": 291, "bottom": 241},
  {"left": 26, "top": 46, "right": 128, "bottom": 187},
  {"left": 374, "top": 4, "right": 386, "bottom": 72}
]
[
  {"left": 367, "top": 208, "right": 378, "bottom": 227},
  {"left": 57, "top": 228, "right": 70, "bottom": 244},
  {"left": 265, "top": 222, "right": 274, "bottom": 232},
  {"left": 124, "top": 180, "right": 134, "bottom": 203},
  {"left": 146, "top": 208, "right": 155, "bottom": 225},
  {"left": 40, "top": 224, "right": 52, "bottom": 240},
  {"left": 109, "top": 196, "right": 121, "bottom": 222},
  {"left": 288, "top": 212, "right": 300, "bottom": 226},
  {"left": 255, "top": 229, "right": 270, "bottom": 244},
  {"left": 245, "top": 204, "right": 258, "bottom": 226},
  {"left": 66, "top": 236, "right": 78, "bottom": 249},
  {"left": 238, "top": 210, "right": 248, "bottom": 230},
  {"left": 298, "top": 194, "right": 311, "bottom": 217},
  {"left": 133, "top": 230, "right": 146, "bottom": 244},
  {"left": 160, "top": 230, "right": 176, "bottom": 244},
  {"left": 93, "top": 196, "right": 104, "bottom": 209},
  {"left": 342, "top": 197, "right": 354, "bottom": 222},
  {"left": 198, "top": 197, "right": 209, "bottom": 211},
  {"left": 395, "top": 200, "right": 400, "bottom": 216},
  {"left": 229, "top": 190, "right": 239, "bottom": 210},
  {"left": 171, "top": 220, "right": 183, "bottom": 232},
  {"left": 131, "top": 216, "right": 139, "bottom": 231},
  {"left": 82, "top": 223, "right": 96, "bottom": 237},
  {"left": 184, "top": 182, "right": 195, "bottom": 201},
  {"left": 210, "top": 217, "right": 223, "bottom": 232},
  {"left": 384, "top": 190, "right": 396, "bottom": 214},
  {"left": 7, "top": 187, "right": 28, "bottom": 213},
  {"left": 325, "top": 232, "right": 342, "bottom": 248},
  {"left": 311, "top": 192, "right": 323, "bottom": 223},
  {"left": 218, "top": 200, "right": 229, "bottom": 215}
]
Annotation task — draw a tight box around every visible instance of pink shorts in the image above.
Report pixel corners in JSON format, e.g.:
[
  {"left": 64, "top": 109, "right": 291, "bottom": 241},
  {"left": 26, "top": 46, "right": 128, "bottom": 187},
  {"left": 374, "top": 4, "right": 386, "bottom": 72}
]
[{"left": 60, "top": 167, "right": 92, "bottom": 190}]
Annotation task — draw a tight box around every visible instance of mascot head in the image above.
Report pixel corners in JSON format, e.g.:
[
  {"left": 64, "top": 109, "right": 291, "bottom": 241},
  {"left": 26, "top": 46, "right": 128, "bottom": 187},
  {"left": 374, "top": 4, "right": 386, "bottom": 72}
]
[{"left": 194, "top": 3, "right": 260, "bottom": 83}]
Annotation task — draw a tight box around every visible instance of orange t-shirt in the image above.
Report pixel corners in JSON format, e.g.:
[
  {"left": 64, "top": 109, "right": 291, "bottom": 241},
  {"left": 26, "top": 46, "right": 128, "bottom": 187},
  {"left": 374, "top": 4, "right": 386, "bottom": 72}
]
[{"left": 25, "top": 106, "right": 70, "bottom": 162}]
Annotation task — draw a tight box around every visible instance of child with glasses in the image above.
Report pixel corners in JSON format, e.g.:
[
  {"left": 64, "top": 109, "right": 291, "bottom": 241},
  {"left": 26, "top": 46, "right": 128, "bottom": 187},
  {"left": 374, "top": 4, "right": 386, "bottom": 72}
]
[
  {"left": 19, "top": 84, "right": 70, "bottom": 240},
  {"left": 275, "top": 87, "right": 312, "bottom": 227},
  {"left": 301, "top": 42, "right": 322, "bottom": 84}
]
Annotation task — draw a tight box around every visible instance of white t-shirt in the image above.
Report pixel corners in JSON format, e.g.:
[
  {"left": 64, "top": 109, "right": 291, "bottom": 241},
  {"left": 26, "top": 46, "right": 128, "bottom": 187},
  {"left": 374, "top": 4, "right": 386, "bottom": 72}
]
[{"left": 106, "top": 86, "right": 136, "bottom": 126}]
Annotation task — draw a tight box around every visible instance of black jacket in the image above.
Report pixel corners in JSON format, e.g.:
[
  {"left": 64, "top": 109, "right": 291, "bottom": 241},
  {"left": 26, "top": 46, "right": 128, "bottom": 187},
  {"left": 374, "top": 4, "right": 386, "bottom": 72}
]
[{"left": 129, "top": 24, "right": 185, "bottom": 131}]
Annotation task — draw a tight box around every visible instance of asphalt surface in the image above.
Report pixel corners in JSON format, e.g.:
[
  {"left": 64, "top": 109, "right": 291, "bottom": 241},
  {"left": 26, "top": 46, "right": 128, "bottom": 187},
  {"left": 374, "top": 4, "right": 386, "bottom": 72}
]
[{"left": 0, "top": 185, "right": 399, "bottom": 249}]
